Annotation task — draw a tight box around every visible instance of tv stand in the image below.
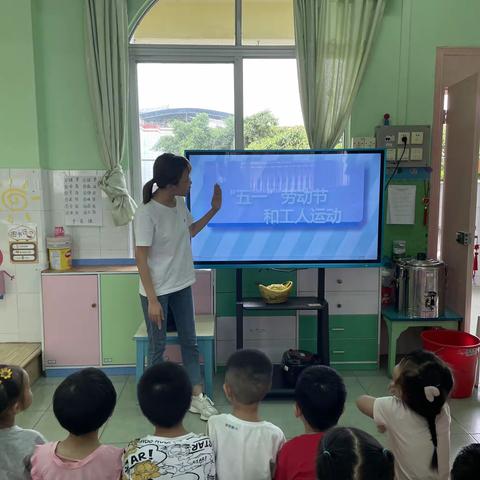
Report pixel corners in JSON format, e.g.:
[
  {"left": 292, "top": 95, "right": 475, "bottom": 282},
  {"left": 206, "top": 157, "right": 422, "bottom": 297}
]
[{"left": 235, "top": 268, "right": 329, "bottom": 397}]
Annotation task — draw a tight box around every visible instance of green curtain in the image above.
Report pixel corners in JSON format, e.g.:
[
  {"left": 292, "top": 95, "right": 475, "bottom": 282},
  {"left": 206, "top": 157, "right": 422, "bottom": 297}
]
[
  {"left": 85, "top": 0, "right": 137, "bottom": 226},
  {"left": 294, "top": 0, "right": 385, "bottom": 148}
]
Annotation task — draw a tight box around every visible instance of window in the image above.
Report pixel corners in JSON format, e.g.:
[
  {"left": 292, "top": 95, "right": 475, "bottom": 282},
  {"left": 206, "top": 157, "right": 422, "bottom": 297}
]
[
  {"left": 130, "top": 0, "right": 346, "bottom": 195},
  {"left": 136, "top": 63, "right": 234, "bottom": 183}
]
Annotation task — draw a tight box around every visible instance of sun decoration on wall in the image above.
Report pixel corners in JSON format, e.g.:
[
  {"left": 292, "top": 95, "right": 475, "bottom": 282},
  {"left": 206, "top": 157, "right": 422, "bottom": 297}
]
[{"left": 0, "top": 178, "right": 41, "bottom": 223}]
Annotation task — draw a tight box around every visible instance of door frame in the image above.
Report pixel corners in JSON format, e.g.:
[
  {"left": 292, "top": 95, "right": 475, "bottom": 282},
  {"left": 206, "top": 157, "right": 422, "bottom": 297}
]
[{"left": 428, "top": 47, "right": 480, "bottom": 257}]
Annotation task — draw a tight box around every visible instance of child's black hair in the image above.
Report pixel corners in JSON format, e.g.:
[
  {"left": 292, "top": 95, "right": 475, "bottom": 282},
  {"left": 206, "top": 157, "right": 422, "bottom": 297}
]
[
  {"left": 0, "top": 365, "right": 25, "bottom": 416},
  {"left": 225, "top": 349, "right": 273, "bottom": 405},
  {"left": 394, "top": 350, "right": 453, "bottom": 471},
  {"left": 295, "top": 365, "right": 346, "bottom": 431},
  {"left": 317, "top": 427, "right": 395, "bottom": 480},
  {"left": 451, "top": 443, "right": 480, "bottom": 480},
  {"left": 143, "top": 153, "right": 191, "bottom": 204},
  {"left": 53, "top": 368, "right": 116, "bottom": 436},
  {"left": 137, "top": 362, "right": 192, "bottom": 428}
]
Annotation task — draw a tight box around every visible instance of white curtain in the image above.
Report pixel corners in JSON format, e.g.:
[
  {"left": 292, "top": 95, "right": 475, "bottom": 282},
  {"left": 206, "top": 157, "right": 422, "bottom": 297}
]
[
  {"left": 294, "top": 0, "right": 385, "bottom": 148},
  {"left": 85, "top": 0, "right": 137, "bottom": 226}
]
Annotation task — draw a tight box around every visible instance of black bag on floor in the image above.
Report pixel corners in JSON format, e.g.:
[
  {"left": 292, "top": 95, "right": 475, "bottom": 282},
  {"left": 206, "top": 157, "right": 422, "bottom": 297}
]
[{"left": 281, "top": 349, "right": 322, "bottom": 388}]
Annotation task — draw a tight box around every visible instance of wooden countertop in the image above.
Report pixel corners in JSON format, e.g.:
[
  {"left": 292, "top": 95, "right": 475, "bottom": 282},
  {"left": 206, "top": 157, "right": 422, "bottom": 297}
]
[{"left": 42, "top": 265, "right": 138, "bottom": 274}]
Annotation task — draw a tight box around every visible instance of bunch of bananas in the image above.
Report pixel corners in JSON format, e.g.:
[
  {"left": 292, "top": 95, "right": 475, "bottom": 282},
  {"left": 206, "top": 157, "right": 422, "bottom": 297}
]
[{"left": 258, "top": 281, "right": 293, "bottom": 304}]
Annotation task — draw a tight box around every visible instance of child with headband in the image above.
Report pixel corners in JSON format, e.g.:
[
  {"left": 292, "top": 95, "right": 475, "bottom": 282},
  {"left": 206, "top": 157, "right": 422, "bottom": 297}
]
[
  {"left": 357, "top": 350, "right": 453, "bottom": 480},
  {"left": 0, "top": 365, "right": 45, "bottom": 479}
]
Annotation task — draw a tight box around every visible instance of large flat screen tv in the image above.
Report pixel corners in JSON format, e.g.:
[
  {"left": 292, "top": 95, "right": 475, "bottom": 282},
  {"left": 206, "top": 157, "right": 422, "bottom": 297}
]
[{"left": 186, "top": 149, "right": 384, "bottom": 267}]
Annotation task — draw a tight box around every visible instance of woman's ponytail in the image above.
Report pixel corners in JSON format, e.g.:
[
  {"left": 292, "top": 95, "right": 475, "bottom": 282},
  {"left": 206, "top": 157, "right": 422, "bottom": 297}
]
[{"left": 142, "top": 178, "right": 156, "bottom": 204}]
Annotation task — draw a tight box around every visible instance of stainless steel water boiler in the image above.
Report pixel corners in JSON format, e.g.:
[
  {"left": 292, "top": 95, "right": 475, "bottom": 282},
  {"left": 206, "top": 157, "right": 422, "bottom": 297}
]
[{"left": 405, "top": 259, "right": 445, "bottom": 318}]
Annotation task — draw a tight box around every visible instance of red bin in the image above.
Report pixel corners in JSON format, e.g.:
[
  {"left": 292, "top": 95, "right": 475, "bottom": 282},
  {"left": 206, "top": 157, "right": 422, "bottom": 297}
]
[{"left": 421, "top": 329, "right": 480, "bottom": 398}]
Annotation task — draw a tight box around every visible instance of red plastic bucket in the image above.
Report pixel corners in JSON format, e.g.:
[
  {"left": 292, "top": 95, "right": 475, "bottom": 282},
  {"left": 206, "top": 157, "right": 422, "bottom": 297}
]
[{"left": 421, "top": 329, "right": 480, "bottom": 398}]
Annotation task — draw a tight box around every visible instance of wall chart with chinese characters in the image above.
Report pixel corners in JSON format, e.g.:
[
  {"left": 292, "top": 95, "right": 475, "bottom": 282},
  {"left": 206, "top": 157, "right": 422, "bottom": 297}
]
[{"left": 64, "top": 176, "right": 103, "bottom": 226}]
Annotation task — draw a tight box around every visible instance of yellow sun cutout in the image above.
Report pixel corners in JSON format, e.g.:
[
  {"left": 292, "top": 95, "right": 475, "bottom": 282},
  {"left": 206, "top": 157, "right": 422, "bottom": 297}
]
[{"left": 0, "top": 178, "right": 41, "bottom": 223}]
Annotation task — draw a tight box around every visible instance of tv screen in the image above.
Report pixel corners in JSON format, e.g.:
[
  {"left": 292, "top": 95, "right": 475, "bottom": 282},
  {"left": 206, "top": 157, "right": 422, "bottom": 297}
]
[{"left": 186, "top": 149, "right": 384, "bottom": 267}]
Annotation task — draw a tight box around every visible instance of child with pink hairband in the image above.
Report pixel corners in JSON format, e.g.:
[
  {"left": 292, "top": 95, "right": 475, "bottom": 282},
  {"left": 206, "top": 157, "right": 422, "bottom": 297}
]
[{"left": 357, "top": 350, "right": 454, "bottom": 480}]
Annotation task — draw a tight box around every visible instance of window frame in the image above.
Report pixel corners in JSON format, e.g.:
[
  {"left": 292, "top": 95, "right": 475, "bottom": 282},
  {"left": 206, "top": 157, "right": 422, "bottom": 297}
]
[
  {"left": 128, "top": 0, "right": 349, "bottom": 203},
  {"left": 129, "top": 47, "right": 297, "bottom": 203}
]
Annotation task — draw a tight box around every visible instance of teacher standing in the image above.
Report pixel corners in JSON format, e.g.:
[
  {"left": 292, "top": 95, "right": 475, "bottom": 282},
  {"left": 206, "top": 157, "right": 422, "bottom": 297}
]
[{"left": 134, "top": 153, "right": 222, "bottom": 420}]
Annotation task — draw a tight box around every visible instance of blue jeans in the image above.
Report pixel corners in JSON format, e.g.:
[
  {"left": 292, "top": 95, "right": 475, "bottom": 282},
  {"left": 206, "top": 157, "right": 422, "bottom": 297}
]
[{"left": 140, "top": 286, "right": 201, "bottom": 387}]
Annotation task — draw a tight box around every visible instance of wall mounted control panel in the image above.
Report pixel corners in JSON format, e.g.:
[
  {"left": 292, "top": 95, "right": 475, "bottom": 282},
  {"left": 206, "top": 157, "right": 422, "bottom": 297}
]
[{"left": 375, "top": 125, "right": 431, "bottom": 168}]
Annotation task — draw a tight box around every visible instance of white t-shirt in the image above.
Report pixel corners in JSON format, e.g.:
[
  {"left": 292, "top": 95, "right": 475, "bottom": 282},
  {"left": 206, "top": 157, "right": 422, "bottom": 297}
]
[
  {"left": 134, "top": 197, "right": 195, "bottom": 296},
  {"left": 122, "top": 433, "right": 216, "bottom": 479},
  {"left": 207, "top": 413, "right": 285, "bottom": 480},
  {"left": 373, "top": 396, "right": 451, "bottom": 480}
]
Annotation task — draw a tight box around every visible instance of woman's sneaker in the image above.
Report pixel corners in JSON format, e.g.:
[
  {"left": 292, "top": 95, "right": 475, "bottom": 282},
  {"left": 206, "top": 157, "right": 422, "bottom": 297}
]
[{"left": 189, "top": 393, "right": 218, "bottom": 420}]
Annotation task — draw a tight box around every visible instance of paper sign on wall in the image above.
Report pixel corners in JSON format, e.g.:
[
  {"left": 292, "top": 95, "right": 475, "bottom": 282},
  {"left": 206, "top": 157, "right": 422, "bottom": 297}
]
[
  {"left": 7, "top": 224, "right": 38, "bottom": 263},
  {"left": 387, "top": 185, "right": 416, "bottom": 225},
  {"left": 64, "top": 176, "right": 103, "bottom": 226}
]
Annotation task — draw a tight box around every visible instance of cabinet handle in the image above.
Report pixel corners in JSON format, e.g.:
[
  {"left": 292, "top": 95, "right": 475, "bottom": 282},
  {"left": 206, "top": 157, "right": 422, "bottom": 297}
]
[
  {"left": 331, "top": 327, "right": 345, "bottom": 331},
  {"left": 336, "top": 304, "right": 342, "bottom": 308},
  {"left": 91, "top": 303, "right": 97, "bottom": 308},
  {"left": 333, "top": 350, "right": 345, "bottom": 354},
  {"left": 336, "top": 279, "right": 343, "bottom": 284}
]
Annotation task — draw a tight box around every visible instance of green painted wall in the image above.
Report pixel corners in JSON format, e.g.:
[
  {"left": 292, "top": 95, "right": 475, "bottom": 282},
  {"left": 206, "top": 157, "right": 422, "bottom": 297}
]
[
  {"left": 350, "top": 0, "right": 480, "bottom": 258},
  {"left": 351, "top": 0, "right": 480, "bottom": 134},
  {"left": 32, "top": 0, "right": 103, "bottom": 170},
  {"left": 0, "top": 0, "right": 40, "bottom": 169}
]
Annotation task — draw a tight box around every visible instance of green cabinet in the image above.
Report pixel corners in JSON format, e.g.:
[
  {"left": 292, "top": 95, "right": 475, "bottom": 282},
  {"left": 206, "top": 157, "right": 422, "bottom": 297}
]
[
  {"left": 100, "top": 274, "right": 144, "bottom": 365},
  {"left": 299, "top": 314, "right": 379, "bottom": 370}
]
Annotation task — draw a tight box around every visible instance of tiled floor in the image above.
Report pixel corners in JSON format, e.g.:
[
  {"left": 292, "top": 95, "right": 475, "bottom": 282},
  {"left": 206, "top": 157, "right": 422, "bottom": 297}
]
[{"left": 18, "top": 369, "right": 480, "bottom": 461}]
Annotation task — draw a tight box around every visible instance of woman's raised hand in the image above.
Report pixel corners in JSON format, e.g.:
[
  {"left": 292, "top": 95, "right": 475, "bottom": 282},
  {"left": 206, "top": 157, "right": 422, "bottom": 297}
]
[{"left": 211, "top": 183, "right": 222, "bottom": 212}]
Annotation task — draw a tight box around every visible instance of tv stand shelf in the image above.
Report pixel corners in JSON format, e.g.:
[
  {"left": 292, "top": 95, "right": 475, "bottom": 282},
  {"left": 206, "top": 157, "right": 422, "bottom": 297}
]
[
  {"left": 235, "top": 269, "right": 329, "bottom": 397},
  {"left": 240, "top": 297, "right": 326, "bottom": 310}
]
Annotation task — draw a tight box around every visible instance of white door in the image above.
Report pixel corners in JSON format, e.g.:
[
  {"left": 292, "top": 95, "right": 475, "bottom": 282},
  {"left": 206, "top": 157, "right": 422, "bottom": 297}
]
[{"left": 442, "top": 73, "right": 480, "bottom": 331}]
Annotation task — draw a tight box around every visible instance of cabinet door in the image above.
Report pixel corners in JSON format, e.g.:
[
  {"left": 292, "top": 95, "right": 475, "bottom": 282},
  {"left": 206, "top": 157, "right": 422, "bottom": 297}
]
[
  {"left": 192, "top": 270, "right": 213, "bottom": 314},
  {"left": 100, "top": 274, "right": 144, "bottom": 365},
  {"left": 42, "top": 275, "right": 99, "bottom": 367}
]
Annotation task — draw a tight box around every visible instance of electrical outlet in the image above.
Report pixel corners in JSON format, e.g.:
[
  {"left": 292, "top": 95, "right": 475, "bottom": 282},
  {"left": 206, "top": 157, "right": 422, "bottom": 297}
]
[
  {"left": 398, "top": 132, "right": 410, "bottom": 145},
  {"left": 364, "top": 137, "right": 376, "bottom": 148},
  {"left": 397, "top": 148, "right": 410, "bottom": 161},
  {"left": 352, "top": 137, "right": 363, "bottom": 148},
  {"left": 386, "top": 149, "right": 396, "bottom": 161},
  {"left": 411, "top": 131, "right": 424, "bottom": 145},
  {"left": 384, "top": 135, "right": 395, "bottom": 145},
  {"left": 410, "top": 148, "right": 423, "bottom": 161}
]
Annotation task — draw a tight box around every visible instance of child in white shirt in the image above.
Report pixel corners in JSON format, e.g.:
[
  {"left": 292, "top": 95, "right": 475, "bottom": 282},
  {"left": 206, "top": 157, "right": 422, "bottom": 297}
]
[
  {"left": 208, "top": 349, "right": 285, "bottom": 480},
  {"left": 356, "top": 350, "right": 454, "bottom": 480},
  {"left": 123, "top": 362, "right": 215, "bottom": 479}
]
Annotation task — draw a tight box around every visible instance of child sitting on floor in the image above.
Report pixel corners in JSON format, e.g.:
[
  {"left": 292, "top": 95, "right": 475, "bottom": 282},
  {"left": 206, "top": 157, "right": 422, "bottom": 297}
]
[
  {"left": 275, "top": 365, "right": 346, "bottom": 479},
  {"left": 208, "top": 349, "right": 285, "bottom": 480},
  {"left": 123, "top": 362, "right": 216, "bottom": 479},
  {"left": 0, "top": 365, "right": 45, "bottom": 480},
  {"left": 451, "top": 443, "right": 480, "bottom": 480},
  {"left": 31, "top": 368, "right": 122, "bottom": 479},
  {"left": 317, "top": 427, "right": 395, "bottom": 480},
  {"left": 357, "top": 350, "right": 453, "bottom": 480}
]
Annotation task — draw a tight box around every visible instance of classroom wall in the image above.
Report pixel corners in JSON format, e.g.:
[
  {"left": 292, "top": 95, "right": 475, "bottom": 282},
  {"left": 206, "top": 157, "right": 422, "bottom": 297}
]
[{"left": 2, "top": 0, "right": 480, "bottom": 343}]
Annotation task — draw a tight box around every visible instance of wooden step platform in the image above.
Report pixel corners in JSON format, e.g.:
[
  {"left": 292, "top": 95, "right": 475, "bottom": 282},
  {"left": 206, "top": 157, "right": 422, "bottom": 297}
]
[{"left": 0, "top": 343, "right": 42, "bottom": 383}]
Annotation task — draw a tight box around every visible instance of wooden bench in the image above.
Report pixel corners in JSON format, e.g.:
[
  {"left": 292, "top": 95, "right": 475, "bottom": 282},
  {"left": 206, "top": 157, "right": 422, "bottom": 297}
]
[
  {"left": 134, "top": 315, "right": 215, "bottom": 397},
  {"left": 0, "top": 343, "right": 42, "bottom": 383}
]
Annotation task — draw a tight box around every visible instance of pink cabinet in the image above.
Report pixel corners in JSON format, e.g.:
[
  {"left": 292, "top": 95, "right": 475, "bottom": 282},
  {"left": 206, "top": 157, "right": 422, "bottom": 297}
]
[
  {"left": 192, "top": 270, "right": 213, "bottom": 314},
  {"left": 42, "top": 275, "right": 100, "bottom": 367}
]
